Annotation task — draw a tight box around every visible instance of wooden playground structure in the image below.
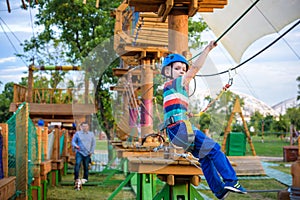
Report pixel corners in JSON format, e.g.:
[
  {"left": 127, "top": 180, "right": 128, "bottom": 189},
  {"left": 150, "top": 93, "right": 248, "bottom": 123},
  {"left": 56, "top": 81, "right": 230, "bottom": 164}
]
[
  {"left": 108, "top": 0, "right": 267, "bottom": 199},
  {"left": 0, "top": 64, "right": 96, "bottom": 199}
]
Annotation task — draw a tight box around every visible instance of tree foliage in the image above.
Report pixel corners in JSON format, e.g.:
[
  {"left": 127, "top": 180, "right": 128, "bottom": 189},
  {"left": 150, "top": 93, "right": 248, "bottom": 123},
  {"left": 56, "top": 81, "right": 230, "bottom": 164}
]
[
  {"left": 188, "top": 17, "right": 208, "bottom": 49},
  {"left": 20, "top": 0, "right": 122, "bottom": 135},
  {"left": 0, "top": 82, "right": 14, "bottom": 122}
]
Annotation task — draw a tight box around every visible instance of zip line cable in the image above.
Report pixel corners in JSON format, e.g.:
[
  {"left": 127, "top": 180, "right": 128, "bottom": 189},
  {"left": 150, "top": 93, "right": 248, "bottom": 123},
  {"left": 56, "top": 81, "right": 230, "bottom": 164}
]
[
  {"left": 0, "top": 17, "right": 23, "bottom": 44},
  {"left": 196, "top": 19, "right": 300, "bottom": 77},
  {"left": 0, "top": 18, "right": 28, "bottom": 66},
  {"left": 28, "top": 2, "right": 38, "bottom": 64}
]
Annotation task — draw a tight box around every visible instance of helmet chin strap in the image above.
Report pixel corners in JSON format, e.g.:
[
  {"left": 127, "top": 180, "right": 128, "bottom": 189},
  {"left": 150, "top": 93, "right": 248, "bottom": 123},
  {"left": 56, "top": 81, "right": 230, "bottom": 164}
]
[{"left": 170, "top": 63, "right": 174, "bottom": 79}]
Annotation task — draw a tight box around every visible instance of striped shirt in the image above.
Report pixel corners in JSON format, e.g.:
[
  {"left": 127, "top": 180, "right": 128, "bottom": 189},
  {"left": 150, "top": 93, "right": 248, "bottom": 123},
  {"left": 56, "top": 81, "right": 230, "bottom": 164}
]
[{"left": 163, "top": 76, "right": 189, "bottom": 122}]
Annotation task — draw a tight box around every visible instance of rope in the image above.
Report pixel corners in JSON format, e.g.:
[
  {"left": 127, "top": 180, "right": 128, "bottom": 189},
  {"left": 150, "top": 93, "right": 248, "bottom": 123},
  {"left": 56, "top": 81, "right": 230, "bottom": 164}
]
[
  {"left": 175, "top": 153, "right": 202, "bottom": 171},
  {"left": 153, "top": 97, "right": 162, "bottom": 123},
  {"left": 191, "top": 78, "right": 232, "bottom": 117}
]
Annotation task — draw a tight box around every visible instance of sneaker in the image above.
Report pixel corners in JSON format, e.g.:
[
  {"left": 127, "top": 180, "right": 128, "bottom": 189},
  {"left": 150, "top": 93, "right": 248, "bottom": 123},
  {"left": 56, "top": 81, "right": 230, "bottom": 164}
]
[
  {"left": 215, "top": 189, "right": 230, "bottom": 200},
  {"left": 81, "top": 178, "right": 88, "bottom": 184},
  {"left": 224, "top": 181, "right": 247, "bottom": 194}
]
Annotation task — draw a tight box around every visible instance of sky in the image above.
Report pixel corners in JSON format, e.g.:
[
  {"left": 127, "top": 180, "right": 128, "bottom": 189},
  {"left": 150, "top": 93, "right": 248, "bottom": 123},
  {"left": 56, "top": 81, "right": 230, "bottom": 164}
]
[{"left": 0, "top": 1, "right": 299, "bottom": 107}]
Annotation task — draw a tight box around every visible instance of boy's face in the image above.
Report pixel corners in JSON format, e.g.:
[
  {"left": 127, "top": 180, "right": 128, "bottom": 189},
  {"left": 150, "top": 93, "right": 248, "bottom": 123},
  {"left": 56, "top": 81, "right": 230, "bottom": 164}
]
[{"left": 165, "top": 62, "right": 187, "bottom": 79}]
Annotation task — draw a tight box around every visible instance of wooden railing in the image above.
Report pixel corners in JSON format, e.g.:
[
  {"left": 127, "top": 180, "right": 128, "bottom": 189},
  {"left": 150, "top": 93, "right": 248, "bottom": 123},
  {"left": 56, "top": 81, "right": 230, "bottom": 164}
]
[
  {"left": 13, "top": 84, "right": 27, "bottom": 103},
  {"left": 13, "top": 84, "right": 94, "bottom": 104}
]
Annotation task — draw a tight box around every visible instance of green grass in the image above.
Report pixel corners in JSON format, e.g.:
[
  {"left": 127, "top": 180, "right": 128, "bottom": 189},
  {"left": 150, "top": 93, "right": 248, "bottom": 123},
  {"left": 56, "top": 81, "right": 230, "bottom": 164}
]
[
  {"left": 95, "top": 140, "right": 108, "bottom": 151},
  {"left": 200, "top": 179, "right": 287, "bottom": 200},
  {"left": 47, "top": 174, "right": 135, "bottom": 200},
  {"left": 245, "top": 135, "right": 291, "bottom": 157}
]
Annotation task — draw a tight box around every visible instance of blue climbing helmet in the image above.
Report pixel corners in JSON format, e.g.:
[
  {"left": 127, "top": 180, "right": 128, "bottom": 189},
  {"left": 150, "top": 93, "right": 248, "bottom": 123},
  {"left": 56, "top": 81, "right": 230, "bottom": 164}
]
[{"left": 161, "top": 54, "right": 189, "bottom": 76}]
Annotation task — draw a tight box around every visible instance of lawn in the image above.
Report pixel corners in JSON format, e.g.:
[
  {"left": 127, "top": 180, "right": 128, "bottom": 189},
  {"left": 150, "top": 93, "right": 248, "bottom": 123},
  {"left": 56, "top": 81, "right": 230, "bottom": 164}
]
[{"left": 246, "top": 135, "right": 290, "bottom": 157}]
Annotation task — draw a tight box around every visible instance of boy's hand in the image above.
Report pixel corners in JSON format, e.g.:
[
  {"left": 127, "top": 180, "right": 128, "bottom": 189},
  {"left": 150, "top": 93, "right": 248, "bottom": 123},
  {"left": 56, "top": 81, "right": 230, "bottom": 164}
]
[
  {"left": 75, "top": 146, "right": 80, "bottom": 150},
  {"left": 207, "top": 40, "right": 217, "bottom": 51}
]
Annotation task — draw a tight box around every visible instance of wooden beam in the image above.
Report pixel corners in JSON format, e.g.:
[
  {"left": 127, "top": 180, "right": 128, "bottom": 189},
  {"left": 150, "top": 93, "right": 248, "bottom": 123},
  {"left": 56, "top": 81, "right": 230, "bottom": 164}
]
[
  {"left": 162, "top": 0, "right": 174, "bottom": 22},
  {"left": 9, "top": 103, "right": 96, "bottom": 115},
  {"left": 188, "top": 0, "right": 199, "bottom": 17}
]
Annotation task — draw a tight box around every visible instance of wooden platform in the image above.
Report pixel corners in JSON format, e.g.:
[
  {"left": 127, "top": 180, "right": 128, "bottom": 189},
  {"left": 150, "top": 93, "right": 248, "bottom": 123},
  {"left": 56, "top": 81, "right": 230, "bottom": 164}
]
[
  {"left": 51, "top": 159, "right": 64, "bottom": 170},
  {"left": 115, "top": 146, "right": 164, "bottom": 158},
  {"left": 9, "top": 103, "right": 96, "bottom": 115},
  {"left": 128, "top": 156, "right": 202, "bottom": 175},
  {"left": 128, "top": 0, "right": 228, "bottom": 13},
  {"left": 40, "top": 160, "right": 52, "bottom": 180},
  {"left": 0, "top": 177, "right": 16, "bottom": 200},
  {"left": 228, "top": 156, "right": 266, "bottom": 176}
]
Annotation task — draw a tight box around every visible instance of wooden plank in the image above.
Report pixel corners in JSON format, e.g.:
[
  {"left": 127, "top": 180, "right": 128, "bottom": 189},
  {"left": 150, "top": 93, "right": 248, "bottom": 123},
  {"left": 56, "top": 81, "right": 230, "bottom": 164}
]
[
  {"left": 9, "top": 103, "right": 96, "bottom": 115},
  {"left": 116, "top": 149, "right": 164, "bottom": 158},
  {"left": 128, "top": 156, "right": 202, "bottom": 175},
  {"left": 42, "top": 127, "right": 48, "bottom": 160},
  {"left": 51, "top": 159, "right": 64, "bottom": 170},
  {"left": 128, "top": 0, "right": 227, "bottom": 13},
  {"left": 51, "top": 128, "right": 59, "bottom": 160},
  {"left": 40, "top": 160, "right": 52, "bottom": 176},
  {"left": 228, "top": 156, "right": 266, "bottom": 176},
  {"left": 0, "top": 124, "right": 8, "bottom": 177},
  {"left": 0, "top": 177, "right": 16, "bottom": 200}
]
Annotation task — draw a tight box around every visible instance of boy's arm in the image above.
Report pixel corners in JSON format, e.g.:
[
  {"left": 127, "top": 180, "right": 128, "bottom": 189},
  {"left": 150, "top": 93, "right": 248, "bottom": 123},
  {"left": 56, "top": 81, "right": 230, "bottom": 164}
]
[{"left": 183, "top": 41, "right": 217, "bottom": 86}]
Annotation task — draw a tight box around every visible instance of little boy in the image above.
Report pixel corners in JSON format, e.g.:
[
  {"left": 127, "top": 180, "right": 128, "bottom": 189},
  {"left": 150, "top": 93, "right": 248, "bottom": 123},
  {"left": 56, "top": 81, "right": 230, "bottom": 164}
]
[{"left": 161, "top": 41, "right": 246, "bottom": 199}]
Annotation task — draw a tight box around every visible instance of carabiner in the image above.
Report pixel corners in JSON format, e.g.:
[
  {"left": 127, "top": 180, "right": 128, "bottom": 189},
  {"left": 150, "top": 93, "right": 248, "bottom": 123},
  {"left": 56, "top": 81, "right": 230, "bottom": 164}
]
[{"left": 228, "top": 78, "right": 233, "bottom": 86}]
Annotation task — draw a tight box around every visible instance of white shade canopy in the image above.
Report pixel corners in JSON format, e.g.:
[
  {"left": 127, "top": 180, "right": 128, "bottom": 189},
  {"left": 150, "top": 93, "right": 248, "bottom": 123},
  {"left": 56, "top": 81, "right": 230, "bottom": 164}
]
[{"left": 201, "top": 0, "right": 300, "bottom": 63}]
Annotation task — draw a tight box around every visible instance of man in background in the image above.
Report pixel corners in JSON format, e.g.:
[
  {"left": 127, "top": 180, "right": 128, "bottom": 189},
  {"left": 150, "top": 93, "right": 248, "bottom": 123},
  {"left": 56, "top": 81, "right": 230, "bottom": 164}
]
[{"left": 72, "top": 121, "right": 95, "bottom": 183}]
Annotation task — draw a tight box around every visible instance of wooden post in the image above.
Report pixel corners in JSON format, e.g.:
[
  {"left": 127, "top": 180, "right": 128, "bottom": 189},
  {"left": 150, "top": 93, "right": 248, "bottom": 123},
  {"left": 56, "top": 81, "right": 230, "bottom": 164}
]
[
  {"left": 51, "top": 128, "right": 60, "bottom": 161},
  {"left": 36, "top": 127, "right": 42, "bottom": 164},
  {"left": 42, "top": 127, "right": 48, "bottom": 160},
  {"left": 291, "top": 138, "right": 300, "bottom": 194},
  {"left": 0, "top": 123, "right": 8, "bottom": 177},
  {"left": 168, "top": 9, "right": 189, "bottom": 54},
  {"left": 221, "top": 98, "right": 256, "bottom": 156},
  {"left": 16, "top": 103, "right": 29, "bottom": 200},
  {"left": 140, "top": 59, "right": 154, "bottom": 138},
  {"left": 27, "top": 65, "right": 34, "bottom": 103}
]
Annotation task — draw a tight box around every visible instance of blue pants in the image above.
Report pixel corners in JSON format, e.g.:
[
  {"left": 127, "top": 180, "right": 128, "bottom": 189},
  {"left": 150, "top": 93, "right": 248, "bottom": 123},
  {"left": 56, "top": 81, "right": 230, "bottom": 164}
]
[
  {"left": 74, "top": 152, "right": 90, "bottom": 180},
  {"left": 191, "top": 130, "right": 238, "bottom": 194},
  {"left": 167, "top": 122, "right": 237, "bottom": 194}
]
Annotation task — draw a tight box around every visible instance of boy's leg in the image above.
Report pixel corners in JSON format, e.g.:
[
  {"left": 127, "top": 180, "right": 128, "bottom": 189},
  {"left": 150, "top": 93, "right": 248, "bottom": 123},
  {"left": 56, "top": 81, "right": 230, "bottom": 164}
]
[
  {"left": 74, "top": 152, "right": 83, "bottom": 180},
  {"left": 199, "top": 156, "right": 224, "bottom": 194},
  {"left": 193, "top": 131, "right": 237, "bottom": 182},
  {"left": 193, "top": 130, "right": 246, "bottom": 194}
]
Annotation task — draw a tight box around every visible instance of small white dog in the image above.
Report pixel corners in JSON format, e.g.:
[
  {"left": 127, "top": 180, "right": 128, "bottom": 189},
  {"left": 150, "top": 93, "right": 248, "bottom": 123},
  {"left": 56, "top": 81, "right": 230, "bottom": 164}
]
[{"left": 74, "top": 179, "right": 82, "bottom": 191}]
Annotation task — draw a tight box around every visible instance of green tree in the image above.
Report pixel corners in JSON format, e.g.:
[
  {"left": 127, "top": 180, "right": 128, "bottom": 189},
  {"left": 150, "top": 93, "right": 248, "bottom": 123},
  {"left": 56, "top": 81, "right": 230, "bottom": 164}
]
[
  {"left": 263, "top": 114, "right": 274, "bottom": 132},
  {"left": 198, "top": 112, "right": 211, "bottom": 130},
  {"left": 21, "top": 0, "right": 121, "bottom": 136},
  {"left": 273, "top": 114, "right": 289, "bottom": 133},
  {"left": 286, "top": 107, "right": 300, "bottom": 129},
  {"left": 249, "top": 111, "right": 264, "bottom": 135},
  {"left": 188, "top": 17, "right": 208, "bottom": 49},
  {"left": 0, "top": 82, "right": 14, "bottom": 122}
]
